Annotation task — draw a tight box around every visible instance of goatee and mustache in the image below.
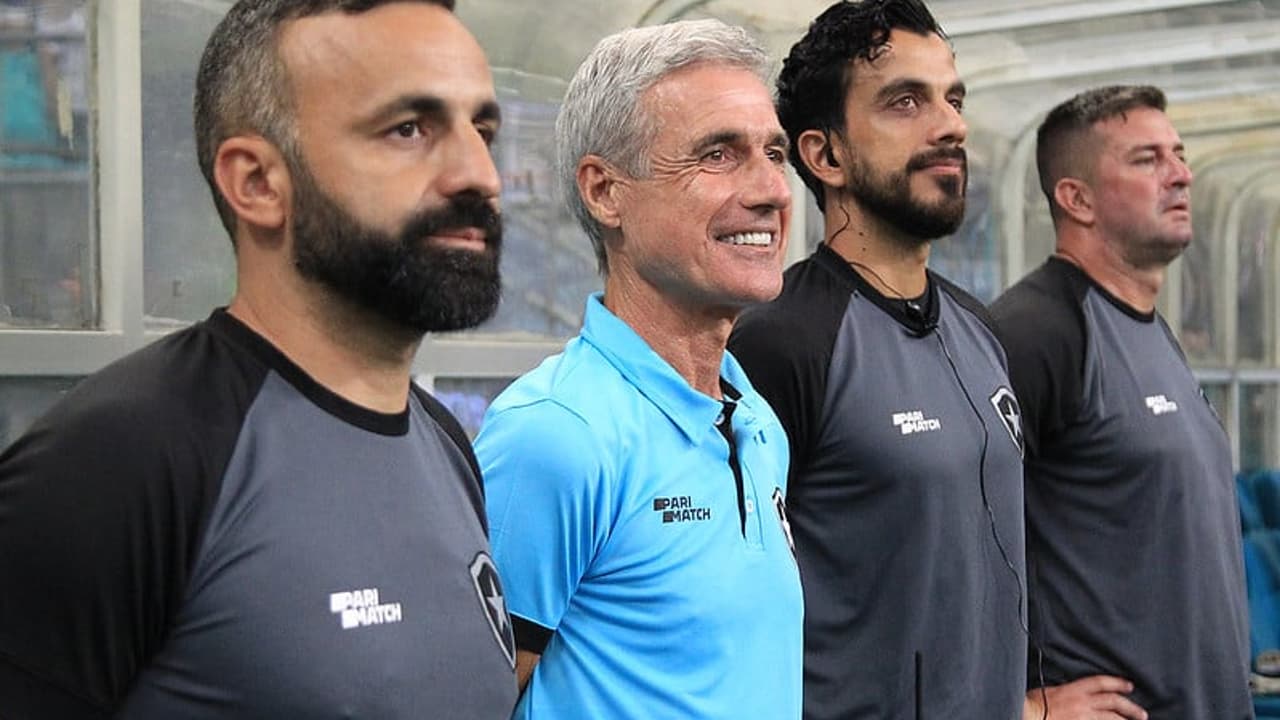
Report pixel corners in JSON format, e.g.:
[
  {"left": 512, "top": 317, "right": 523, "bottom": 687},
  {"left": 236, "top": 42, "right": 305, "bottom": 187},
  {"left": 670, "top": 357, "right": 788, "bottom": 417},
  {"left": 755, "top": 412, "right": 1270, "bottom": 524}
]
[
  {"left": 845, "top": 145, "right": 967, "bottom": 243},
  {"left": 289, "top": 160, "right": 502, "bottom": 333}
]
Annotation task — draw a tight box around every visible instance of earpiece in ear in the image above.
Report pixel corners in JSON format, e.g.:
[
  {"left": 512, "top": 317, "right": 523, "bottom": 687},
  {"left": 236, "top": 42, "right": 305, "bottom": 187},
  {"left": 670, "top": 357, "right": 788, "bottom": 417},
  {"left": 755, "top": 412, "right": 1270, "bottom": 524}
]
[{"left": 825, "top": 144, "right": 840, "bottom": 168}]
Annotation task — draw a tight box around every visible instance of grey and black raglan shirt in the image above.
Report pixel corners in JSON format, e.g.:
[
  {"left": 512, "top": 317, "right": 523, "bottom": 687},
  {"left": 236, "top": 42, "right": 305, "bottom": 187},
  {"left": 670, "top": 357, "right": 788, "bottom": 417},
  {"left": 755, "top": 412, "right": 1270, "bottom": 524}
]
[
  {"left": 729, "top": 244, "right": 1027, "bottom": 720},
  {"left": 991, "top": 257, "right": 1251, "bottom": 719},
  {"left": 0, "top": 309, "right": 517, "bottom": 719}
]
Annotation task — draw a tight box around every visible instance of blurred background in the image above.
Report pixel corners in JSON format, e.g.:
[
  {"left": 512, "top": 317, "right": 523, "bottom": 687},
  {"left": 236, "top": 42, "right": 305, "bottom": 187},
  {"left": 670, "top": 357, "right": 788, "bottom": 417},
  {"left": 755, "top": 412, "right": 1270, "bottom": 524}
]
[{"left": 1, "top": 0, "right": 1277, "bottom": 459}]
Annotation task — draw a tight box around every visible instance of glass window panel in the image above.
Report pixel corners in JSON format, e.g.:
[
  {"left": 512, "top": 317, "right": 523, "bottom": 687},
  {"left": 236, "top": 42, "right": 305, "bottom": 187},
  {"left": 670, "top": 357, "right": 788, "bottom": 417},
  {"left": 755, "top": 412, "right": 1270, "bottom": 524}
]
[
  {"left": 1021, "top": 158, "right": 1056, "bottom": 280},
  {"left": 1200, "top": 382, "right": 1231, "bottom": 431},
  {"left": 1241, "top": 384, "right": 1280, "bottom": 474},
  {"left": 1179, "top": 182, "right": 1224, "bottom": 364},
  {"left": 802, "top": 189, "right": 822, "bottom": 257},
  {"left": 140, "top": 0, "right": 233, "bottom": 328},
  {"left": 931, "top": 163, "right": 998, "bottom": 302},
  {"left": 1236, "top": 202, "right": 1276, "bottom": 365},
  {"left": 476, "top": 71, "right": 599, "bottom": 339},
  {"left": 0, "top": 375, "right": 79, "bottom": 452},
  {"left": 428, "top": 376, "right": 515, "bottom": 439},
  {"left": 0, "top": 0, "right": 94, "bottom": 329}
]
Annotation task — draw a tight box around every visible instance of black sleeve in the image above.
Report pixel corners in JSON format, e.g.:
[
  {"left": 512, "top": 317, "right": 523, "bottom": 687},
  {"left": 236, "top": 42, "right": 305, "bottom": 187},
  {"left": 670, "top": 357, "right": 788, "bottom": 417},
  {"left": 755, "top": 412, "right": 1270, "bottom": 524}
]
[
  {"left": 511, "top": 616, "right": 554, "bottom": 655},
  {"left": 0, "top": 334, "right": 249, "bottom": 718},
  {"left": 412, "top": 384, "right": 487, "bottom": 533},
  {"left": 988, "top": 269, "right": 1086, "bottom": 459},
  {"left": 729, "top": 262, "right": 846, "bottom": 483}
]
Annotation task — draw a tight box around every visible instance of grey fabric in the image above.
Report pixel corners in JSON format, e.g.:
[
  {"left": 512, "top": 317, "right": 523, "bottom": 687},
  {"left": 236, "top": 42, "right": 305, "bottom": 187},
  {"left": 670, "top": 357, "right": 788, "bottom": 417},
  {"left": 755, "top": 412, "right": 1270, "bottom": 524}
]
[
  {"left": 731, "top": 246, "right": 1027, "bottom": 720},
  {"left": 992, "top": 258, "right": 1252, "bottom": 719}
]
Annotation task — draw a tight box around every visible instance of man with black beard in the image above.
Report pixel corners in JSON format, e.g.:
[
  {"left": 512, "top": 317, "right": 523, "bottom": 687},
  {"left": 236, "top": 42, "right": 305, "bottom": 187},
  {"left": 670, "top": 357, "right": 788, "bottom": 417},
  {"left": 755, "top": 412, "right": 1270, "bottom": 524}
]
[
  {"left": 0, "top": 2, "right": 518, "bottom": 718},
  {"left": 729, "top": 1, "right": 1028, "bottom": 718}
]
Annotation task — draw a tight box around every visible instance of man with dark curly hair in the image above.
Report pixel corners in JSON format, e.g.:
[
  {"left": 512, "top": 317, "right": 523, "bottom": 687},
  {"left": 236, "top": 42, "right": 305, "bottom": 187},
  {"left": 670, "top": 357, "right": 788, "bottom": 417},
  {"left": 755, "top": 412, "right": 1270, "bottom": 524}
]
[{"left": 730, "top": 1, "right": 1029, "bottom": 717}]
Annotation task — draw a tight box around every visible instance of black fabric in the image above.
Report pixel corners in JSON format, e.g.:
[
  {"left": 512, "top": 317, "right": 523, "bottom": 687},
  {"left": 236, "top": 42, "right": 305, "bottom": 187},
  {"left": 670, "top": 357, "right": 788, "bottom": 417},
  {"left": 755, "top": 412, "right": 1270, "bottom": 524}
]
[
  {"left": 414, "top": 383, "right": 487, "bottom": 530},
  {"left": 987, "top": 257, "right": 1087, "bottom": 458},
  {"left": 208, "top": 311, "right": 411, "bottom": 436},
  {"left": 511, "top": 615, "right": 554, "bottom": 655},
  {"left": 991, "top": 258, "right": 1252, "bottom": 719},
  {"left": 0, "top": 311, "right": 265, "bottom": 715},
  {"left": 729, "top": 245, "right": 848, "bottom": 482}
]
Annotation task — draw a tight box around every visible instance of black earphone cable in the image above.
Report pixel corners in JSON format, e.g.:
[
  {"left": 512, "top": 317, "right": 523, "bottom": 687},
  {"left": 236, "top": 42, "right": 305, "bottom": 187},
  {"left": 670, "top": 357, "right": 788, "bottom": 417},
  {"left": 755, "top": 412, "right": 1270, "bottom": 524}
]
[
  {"left": 935, "top": 326, "right": 1049, "bottom": 720},
  {"left": 831, "top": 213, "right": 1047, "bottom": 719}
]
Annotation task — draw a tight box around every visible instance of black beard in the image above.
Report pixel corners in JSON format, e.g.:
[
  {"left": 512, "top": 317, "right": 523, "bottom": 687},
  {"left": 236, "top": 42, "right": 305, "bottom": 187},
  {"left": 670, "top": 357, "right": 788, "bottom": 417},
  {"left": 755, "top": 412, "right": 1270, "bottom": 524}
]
[
  {"left": 290, "top": 162, "right": 502, "bottom": 333},
  {"left": 846, "top": 146, "right": 967, "bottom": 244}
]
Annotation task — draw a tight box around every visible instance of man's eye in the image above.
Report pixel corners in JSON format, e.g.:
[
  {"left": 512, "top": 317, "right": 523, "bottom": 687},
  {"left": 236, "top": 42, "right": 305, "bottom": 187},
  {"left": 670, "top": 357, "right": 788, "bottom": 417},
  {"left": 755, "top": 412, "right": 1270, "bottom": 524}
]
[
  {"left": 393, "top": 122, "right": 422, "bottom": 139},
  {"left": 893, "top": 96, "right": 918, "bottom": 110},
  {"left": 704, "top": 149, "right": 726, "bottom": 162}
]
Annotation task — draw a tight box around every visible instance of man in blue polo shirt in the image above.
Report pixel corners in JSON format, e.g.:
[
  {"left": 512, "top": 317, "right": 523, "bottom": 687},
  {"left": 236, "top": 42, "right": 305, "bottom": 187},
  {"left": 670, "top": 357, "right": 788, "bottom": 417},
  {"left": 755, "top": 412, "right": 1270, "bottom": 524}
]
[{"left": 474, "top": 19, "right": 803, "bottom": 720}]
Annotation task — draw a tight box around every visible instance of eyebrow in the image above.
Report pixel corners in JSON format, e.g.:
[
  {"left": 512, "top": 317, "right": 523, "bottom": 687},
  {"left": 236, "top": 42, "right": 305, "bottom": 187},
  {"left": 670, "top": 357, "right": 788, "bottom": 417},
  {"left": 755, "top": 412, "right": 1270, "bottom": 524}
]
[
  {"left": 369, "top": 94, "right": 502, "bottom": 127},
  {"left": 691, "top": 129, "right": 790, "bottom": 154},
  {"left": 873, "top": 78, "right": 967, "bottom": 104},
  {"left": 1127, "top": 142, "right": 1186, "bottom": 156}
]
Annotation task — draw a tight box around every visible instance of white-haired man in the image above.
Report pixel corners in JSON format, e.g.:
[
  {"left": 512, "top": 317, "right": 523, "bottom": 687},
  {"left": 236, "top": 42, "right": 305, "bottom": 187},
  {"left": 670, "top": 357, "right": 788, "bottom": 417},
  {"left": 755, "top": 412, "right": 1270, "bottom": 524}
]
[{"left": 474, "top": 19, "right": 802, "bottom": 720}]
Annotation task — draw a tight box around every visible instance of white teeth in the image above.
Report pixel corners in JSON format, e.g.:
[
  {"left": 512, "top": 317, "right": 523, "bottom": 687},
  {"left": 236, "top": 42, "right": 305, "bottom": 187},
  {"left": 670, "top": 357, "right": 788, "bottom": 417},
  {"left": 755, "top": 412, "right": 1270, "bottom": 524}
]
[{"left": 720, "top": 232, "right": 772, "bottom": 246}]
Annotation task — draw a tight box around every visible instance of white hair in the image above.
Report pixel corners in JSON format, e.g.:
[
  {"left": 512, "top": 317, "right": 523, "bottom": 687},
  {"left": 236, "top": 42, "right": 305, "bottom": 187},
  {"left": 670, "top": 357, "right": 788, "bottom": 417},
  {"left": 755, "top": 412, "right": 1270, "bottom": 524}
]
[{"left": 555, "top": 19, "right": 770, "bottom": 274}]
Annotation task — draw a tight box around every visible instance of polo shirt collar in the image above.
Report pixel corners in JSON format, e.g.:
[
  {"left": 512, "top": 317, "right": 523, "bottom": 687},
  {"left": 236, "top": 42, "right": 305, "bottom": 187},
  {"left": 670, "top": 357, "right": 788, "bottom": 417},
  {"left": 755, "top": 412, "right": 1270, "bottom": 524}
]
[{"left": 579, "top": 293, "right": 755, "bottom": 444}]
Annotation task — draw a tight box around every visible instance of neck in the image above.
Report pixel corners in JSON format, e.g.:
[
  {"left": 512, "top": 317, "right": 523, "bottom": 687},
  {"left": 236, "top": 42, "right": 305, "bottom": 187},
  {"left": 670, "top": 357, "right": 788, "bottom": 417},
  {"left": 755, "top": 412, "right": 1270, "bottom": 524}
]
[
  {"left": 602, "top": 273, "right": 730, "bottom": 399},
  {"left": 228, "top": 262, "right": 422, "bottom": 413},
  {"left": 1055, "top": 230, "right": 1164, "bottom": 313},
  {"left": 825, "top": 199, "right": 932, "bottom": 298}
]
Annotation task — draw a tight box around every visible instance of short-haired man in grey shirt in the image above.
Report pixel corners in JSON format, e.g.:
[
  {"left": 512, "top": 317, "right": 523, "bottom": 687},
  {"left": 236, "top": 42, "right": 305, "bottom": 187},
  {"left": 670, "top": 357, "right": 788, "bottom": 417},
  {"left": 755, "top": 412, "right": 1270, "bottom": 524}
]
[
  {"left": 992, "top": 85, "right": 1251, "bottom": 720},
  {"left": 0, "top": 2, "right": 517, "bottom": 717}
]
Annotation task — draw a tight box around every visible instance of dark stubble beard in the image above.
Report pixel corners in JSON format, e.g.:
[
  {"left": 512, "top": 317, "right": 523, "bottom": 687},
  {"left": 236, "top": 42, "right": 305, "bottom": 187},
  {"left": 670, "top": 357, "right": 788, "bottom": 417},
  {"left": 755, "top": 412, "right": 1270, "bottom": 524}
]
[
  {"left": 290, "top": 159, "right": 502, "bottom": 334},
  {"left": 845, "top": 146, "right": 967, "bottom": 245}
]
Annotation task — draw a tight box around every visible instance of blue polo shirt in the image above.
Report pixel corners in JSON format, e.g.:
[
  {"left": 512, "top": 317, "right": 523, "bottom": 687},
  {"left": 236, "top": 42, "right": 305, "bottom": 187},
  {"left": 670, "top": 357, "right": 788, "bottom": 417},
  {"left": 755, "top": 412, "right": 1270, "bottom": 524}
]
[{"left": 476, "top": 293, "right": 803, "bottom": 720}]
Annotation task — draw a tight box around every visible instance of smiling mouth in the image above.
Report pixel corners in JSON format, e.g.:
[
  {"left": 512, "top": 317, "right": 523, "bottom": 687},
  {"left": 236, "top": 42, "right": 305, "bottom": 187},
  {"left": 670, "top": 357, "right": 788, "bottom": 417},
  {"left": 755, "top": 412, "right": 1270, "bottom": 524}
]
[{"left": 717, "top": 231, "right": 774, "bottom": 246}]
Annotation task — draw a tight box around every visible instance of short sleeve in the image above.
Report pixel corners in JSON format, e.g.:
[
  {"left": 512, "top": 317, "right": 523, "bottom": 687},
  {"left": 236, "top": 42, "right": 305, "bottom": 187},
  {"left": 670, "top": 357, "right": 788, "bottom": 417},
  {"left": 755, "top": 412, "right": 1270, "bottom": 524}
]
[
  {"left": 989, "top": 277, "right": 1085, "bottom": 459},
  {"left": 0, "top": 391, "right": 218, "bottom": 718},
  {"left": 729, "top": 282, "right": 844, "bottom": 483},
  {"left": 474, "top": 400, "right": 613, "bottom": 654}
]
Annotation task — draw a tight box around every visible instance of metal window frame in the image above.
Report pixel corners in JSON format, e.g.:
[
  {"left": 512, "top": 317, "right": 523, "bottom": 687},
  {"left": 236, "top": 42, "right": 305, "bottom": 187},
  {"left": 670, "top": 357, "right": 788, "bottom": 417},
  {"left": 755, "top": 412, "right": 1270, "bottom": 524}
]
[{"left": 3, "top": 2, "right": 1277, "bottom": 470}]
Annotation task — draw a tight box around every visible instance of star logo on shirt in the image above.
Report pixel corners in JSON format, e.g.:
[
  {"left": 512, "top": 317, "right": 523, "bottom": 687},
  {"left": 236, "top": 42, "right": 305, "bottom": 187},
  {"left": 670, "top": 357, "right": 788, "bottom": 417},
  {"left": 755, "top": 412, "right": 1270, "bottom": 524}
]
[
  {"left": 989, "top": 386, "right": 1024, "bottom": 457},
  {"left": 470, "top": 552, "right": 516, "bottom": 669}
]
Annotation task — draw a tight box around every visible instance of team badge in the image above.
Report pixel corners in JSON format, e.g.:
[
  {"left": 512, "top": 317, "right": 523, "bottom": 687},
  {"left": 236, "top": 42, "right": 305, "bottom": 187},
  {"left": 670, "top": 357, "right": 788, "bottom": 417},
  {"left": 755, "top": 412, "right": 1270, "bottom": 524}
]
[
  {"left": 469, "top": 552, "right": 516, "bottom": 669},
  {"left": 989, "top": 386, "right": 1024, "bottom": 457},
  {"left": 772, "top": 488, "right": 796, "bottom": 556}
]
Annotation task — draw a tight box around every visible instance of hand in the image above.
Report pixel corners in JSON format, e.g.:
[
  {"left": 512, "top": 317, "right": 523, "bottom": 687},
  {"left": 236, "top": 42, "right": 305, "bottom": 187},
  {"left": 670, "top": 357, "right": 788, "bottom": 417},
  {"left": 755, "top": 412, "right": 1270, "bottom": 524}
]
[{"left": 1023, "top": 676, "right": 1148, "bottom": 720}]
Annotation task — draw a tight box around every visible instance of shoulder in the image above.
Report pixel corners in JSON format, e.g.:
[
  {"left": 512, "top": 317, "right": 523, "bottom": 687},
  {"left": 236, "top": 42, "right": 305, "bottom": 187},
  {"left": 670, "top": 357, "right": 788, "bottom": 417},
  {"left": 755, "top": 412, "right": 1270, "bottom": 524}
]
[
  {"left": 990, "top": 260, "right": 1088, "bottom": 356},
  {"left": 933, "top": 272, "right": 997, "bottom": 331},
  {"left": 0, "top": 318, "right": 266, "bottom": 711},
  {"left": 13, "top": 318, "right": 265, "bottom": 474},
  {"left": 475, "top": 359, "right": 611, "bottom": 485},
  {"left": 732, "top": 254, "right": 851, "bottom": 363}
]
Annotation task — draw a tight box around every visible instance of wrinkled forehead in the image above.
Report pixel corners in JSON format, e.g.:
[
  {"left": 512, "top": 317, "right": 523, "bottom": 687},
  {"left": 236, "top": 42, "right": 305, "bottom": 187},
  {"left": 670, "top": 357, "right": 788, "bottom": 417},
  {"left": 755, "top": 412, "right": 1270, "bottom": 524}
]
[{"left": 642, "top": 63, "right": 779, "bottom": 136}]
